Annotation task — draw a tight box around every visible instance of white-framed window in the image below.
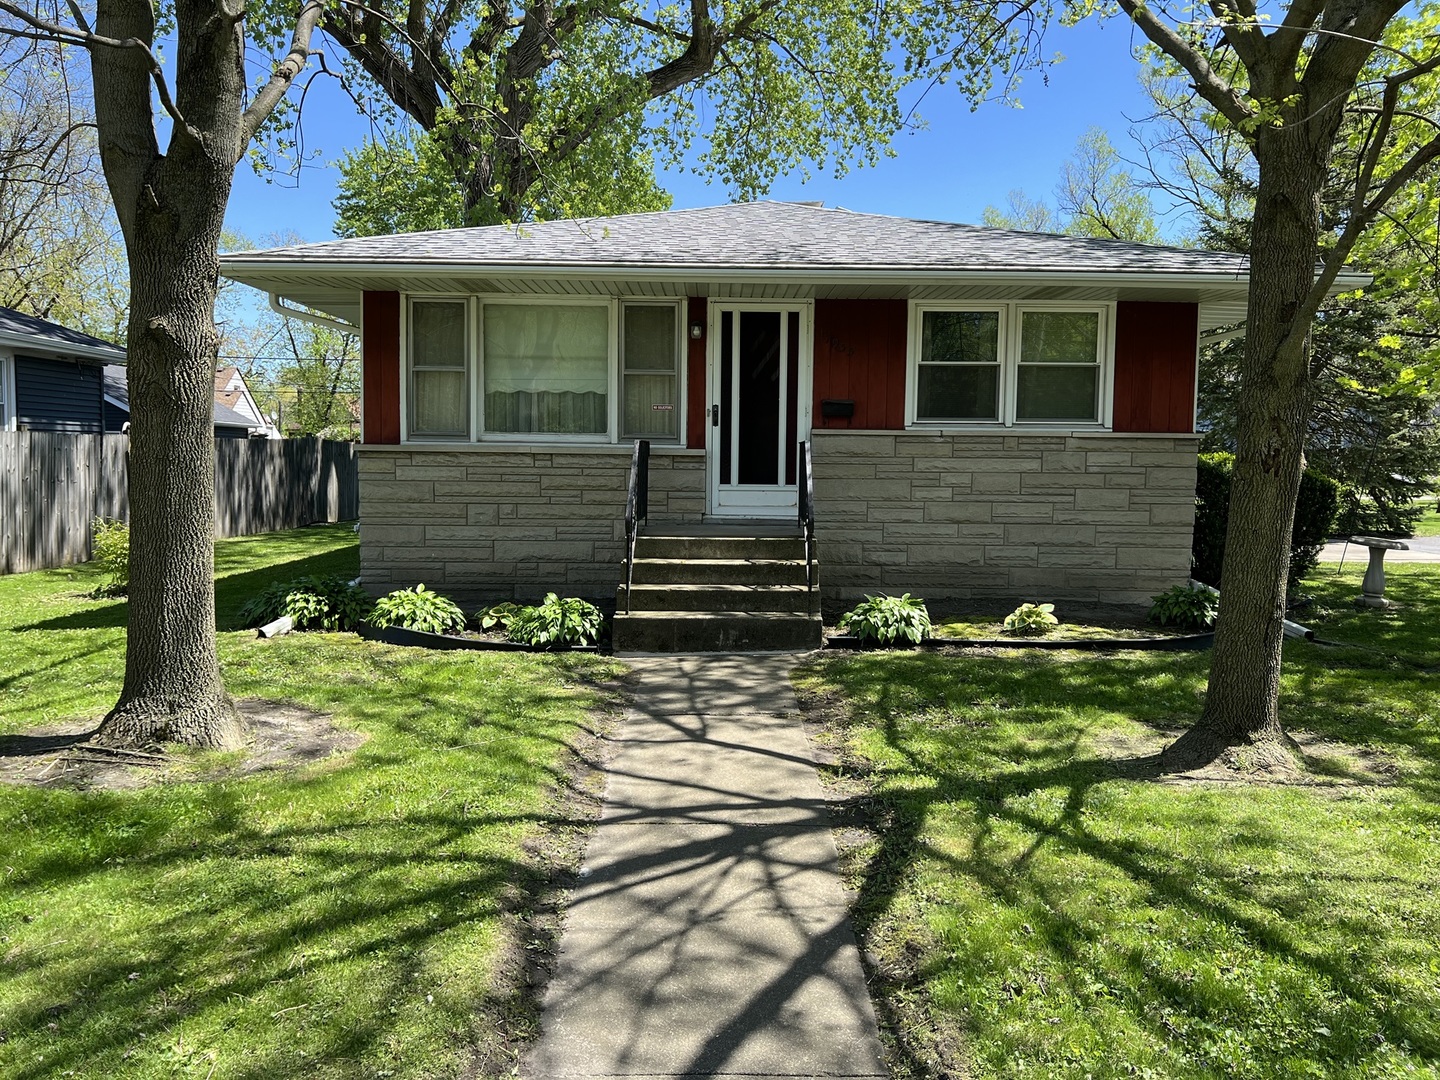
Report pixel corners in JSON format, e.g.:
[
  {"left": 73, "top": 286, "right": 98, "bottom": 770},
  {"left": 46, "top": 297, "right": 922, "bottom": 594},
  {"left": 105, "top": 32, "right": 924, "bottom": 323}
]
[
  {"left": 0, "top": 352, "right": 13, "bottom": 431},
  {"left": 908, "top": 302, "right": 1112, "bottom": 427},
  {"left": 1015, "top": 308, "right": 1104, "bottom": 422},
  {"left": 402, "top": 295, "right": 685, "bottom": 444},
  {"left": 620, "top": 302, "right": 682, "bottom": 440},
  {"left": 407, "top": 298, "right": 471, "bottom": 438},
  {"left": 913, "top": 307, "right": 1005, "bottom": 422}
]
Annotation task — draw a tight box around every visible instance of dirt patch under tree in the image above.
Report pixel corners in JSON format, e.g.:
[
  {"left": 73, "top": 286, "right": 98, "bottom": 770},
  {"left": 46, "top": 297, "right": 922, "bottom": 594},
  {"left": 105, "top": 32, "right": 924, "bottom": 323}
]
[{"left": 0, "top": 699, "right": 367, "bottom": 791}]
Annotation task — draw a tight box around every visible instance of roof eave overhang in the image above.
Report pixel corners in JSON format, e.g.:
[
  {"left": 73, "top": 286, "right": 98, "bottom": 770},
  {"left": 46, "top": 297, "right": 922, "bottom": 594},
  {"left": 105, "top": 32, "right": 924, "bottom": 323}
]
[
  {"left": 220, "top": 259, "right": 1272, "bottom": 290},
  {"left": 0, "top": 330, "right": 125, "bottom": 364}
]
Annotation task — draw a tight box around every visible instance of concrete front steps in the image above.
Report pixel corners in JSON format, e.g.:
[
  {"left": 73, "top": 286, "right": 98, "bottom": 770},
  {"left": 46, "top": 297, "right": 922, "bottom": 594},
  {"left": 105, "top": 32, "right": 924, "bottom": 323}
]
[{"left": 613, "top": 531, "right": 823, "bottom": 653}]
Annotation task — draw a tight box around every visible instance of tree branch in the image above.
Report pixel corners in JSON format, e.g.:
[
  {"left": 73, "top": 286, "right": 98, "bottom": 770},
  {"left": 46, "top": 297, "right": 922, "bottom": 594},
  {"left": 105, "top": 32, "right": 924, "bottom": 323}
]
[
  {"left": 238, "top": 0, "right": 325, "bottom": 149},
  {"left": 1115, "top": 0, "right": 1255, "bottom": 129},
  {"left": 0, "top": 0, "right": 199, "bottom": 144}
]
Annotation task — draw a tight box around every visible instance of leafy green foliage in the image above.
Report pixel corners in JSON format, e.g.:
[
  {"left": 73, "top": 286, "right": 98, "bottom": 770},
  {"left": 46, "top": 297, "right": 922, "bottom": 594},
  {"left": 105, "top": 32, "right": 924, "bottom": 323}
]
[
  {"left": 838, "top": 593, "right": 932, "bottom": 645},
  {"left": 1336, "top": 488, "right": 1427, "bottom": 538},
  {"left": 504, "top": 593, "right": 604, "bottom": 648},
  {"left": 1001, "top": 602, "right": 1059, "bottom": 635},
  {"left": 473, "top": 601, "right": 524, "bottom": 632},
  {"left": 320, "top": 1, "right": 1052, "bottom": 228},
  {"left": 1148, "top": 583, "right": 1219, "bottom": 630},
  {"left": 367, "top": 584, "right": 466, "bottom": 635},
  {"left": 238, "top": 574, "right": 372, "bottom": 631},
  {"left": 1192, "top": 453, "right": 1339, "bottom": 589},
  {"left": 89, "top": 517, "right": 129, "bottom": 597}
]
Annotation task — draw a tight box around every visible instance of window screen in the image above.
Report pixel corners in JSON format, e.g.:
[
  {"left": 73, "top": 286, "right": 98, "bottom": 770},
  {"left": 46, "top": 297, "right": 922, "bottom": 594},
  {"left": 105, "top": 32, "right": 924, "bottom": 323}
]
[{"left": 1016, "top": 311, "right": 1101, "bottom": 422}]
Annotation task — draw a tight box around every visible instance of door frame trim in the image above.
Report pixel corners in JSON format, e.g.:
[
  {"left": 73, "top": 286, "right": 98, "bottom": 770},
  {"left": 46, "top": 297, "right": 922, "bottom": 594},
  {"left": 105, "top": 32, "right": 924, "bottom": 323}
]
[{"left": 705, "top": 299, "right": 814, "bottom": 518}]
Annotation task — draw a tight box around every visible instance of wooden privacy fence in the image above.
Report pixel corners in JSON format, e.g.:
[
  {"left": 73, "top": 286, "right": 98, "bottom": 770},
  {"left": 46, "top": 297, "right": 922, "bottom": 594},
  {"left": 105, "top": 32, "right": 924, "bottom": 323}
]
[{"left": 0, "top": 432, "right": 359, "bottom": 574}]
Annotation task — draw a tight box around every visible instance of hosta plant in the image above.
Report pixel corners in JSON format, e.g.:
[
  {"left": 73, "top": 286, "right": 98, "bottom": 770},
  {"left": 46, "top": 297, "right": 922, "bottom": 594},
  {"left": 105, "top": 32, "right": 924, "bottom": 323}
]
[
  {"left": 239, "top": 575, "right": 373, "bottom": 632},
  {"left": 1003, "top": 602, "right": 1059, "bottom": 636},
  {"left": 474, "top": 602, "right": 524, "bottom": 632},
  {"left": 1149, "top": 583, "right": 1219, "bottom": 630},
  {"left": 367, "top": 584, "right": 466, "bottom": 635},
  {"left": 505, "top": 593, "right": 604, "bottom": 647},
  {"left": 838, "top": 593, "right": 932, "bottom": 646}
]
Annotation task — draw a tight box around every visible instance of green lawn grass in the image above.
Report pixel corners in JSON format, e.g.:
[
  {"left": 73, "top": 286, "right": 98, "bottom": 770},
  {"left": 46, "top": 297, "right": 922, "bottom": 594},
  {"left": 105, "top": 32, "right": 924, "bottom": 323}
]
[
  {"left": 798, "top": 564, "right": 1440, "bottom": 1079},
  {"left": 0, "top": 525, "right": 625, "bottom": 1079},
  {"left": 1411, "top": 502, "right": 1440, "bottom": 538}
]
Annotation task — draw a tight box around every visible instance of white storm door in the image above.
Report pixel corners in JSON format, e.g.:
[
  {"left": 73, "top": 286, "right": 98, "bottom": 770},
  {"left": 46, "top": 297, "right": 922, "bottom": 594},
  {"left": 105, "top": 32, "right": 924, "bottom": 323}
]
[{"left": 707, "top": 304, "right": 811, "bottom": 516}]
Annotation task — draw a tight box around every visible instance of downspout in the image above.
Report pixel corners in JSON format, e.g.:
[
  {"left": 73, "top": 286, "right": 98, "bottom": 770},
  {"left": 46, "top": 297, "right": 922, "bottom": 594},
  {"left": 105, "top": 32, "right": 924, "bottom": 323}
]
[
  {"left": 268, "top": 292, "right": 359, "bottom": 335},
  {"left": 1187, "top": 578, "right": 1314, "bottom": 640}
]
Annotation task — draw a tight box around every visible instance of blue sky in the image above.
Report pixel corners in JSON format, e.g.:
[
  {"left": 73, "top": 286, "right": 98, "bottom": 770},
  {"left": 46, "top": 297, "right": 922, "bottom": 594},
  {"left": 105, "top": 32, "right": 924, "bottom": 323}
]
[{"left": 224, "top": 18, "right": 1174, "bottom": 247}]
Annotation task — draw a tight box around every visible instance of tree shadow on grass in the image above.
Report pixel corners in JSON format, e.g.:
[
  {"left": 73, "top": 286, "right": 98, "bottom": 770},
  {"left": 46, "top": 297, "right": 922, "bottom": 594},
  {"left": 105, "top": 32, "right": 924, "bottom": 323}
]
[
  {"left": 807, "top": 649, "right": 1440, "bottom": 1076},
  {"left": 0, "top": 667, "right": 608, "bottom": 1079},
  {"left": 13, "top": 548, "right": 360, "bottom": 633}
]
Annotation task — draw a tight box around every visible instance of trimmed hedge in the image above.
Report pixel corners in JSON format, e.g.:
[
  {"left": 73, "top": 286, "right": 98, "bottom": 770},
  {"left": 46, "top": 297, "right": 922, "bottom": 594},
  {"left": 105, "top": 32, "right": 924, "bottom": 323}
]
[{"left": 1192, "top": 452, "right": 1339, "bottom": 590}]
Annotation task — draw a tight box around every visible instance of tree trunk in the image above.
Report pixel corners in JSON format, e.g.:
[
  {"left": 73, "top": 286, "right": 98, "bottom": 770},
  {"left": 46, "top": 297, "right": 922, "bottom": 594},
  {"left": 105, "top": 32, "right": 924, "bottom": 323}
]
[
  {"left": 1164, "top": 123, "right": 1329, "bottom": 772},
  {"left": 88, "top": 3, "right": 246, "bottom": 750}
]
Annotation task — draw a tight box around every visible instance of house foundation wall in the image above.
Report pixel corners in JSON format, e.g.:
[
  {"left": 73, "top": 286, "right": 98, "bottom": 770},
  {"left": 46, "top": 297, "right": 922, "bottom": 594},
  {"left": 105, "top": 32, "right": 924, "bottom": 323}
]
[
  {"left": 811, "top": 432, "right": 1200, "bottom": 605},
  {"left": 358, "top": 433, "right": 1199, "bottom": 607},
  {"left": 357, "top": 447, "right": 705, "bottom": 601}
]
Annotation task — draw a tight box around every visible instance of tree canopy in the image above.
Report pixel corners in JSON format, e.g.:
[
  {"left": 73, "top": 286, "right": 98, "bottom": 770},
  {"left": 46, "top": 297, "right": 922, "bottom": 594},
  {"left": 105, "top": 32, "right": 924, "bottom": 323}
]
[{"left": 317, "top": 0, "right": 1050, "bottom": 227}]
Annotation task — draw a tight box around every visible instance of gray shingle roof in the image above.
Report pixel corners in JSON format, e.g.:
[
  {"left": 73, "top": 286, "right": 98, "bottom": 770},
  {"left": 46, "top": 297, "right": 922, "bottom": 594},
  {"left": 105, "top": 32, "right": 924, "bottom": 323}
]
[
  {"left": 0, "top": 305, "right": 125, "bottom": 362},
  {"left": 224, "top": 201, "right": 1254, "bottom": 278},
  {"left": 104, "top": 365, "right": 256, "bottom": 430}
]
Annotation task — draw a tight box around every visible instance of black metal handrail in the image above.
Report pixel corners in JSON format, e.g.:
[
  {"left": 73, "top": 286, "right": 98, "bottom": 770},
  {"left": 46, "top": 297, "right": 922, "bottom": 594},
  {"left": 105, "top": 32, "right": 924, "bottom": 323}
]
[
  {"left": 798, "top": 439, "right": 815, "bottom": 592},
  {"left": 623, "top": 439, "right": 650, "bottom": 613}
]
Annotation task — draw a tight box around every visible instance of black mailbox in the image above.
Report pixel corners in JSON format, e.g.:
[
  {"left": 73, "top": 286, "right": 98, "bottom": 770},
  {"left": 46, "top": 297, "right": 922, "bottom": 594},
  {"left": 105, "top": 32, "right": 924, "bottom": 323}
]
[{"left": 821, "top": 398, "right": 855, "bottom": 420}]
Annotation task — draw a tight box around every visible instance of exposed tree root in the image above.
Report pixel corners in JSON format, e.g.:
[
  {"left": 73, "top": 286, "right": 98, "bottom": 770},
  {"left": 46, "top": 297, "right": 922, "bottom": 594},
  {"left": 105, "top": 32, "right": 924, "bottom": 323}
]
[
  {"left": 1161, "top": 723, "right": 1303, "bottom": 777},
  {"left": 91, "top": 694, "right": 245, "bottom": 751}
]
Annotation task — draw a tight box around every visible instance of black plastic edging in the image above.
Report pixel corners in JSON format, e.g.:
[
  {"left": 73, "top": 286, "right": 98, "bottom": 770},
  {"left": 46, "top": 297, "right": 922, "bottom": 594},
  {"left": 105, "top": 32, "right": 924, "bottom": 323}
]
[
  {"left": 823, "top": 632, "right": 1214, "bottom": 652},
  {"left": 358, "top": 624, "right": 601, "bottom": 653}
]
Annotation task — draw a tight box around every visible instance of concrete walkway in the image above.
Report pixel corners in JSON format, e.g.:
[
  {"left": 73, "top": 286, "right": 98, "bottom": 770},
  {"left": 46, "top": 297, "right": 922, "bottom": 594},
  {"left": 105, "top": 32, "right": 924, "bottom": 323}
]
[{"left": 527, "top": 655, "right": 887, "bottom": 1080}]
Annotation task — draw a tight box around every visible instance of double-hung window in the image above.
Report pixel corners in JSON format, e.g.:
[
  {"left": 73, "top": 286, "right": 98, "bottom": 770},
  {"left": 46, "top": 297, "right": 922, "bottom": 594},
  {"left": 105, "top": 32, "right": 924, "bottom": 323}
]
[
  {"left": 915, "top": 309, "right": 1004, "bottom": 422},
  {"left": 403, "top": 297, "right": 683, "bottom": 442},
  {"left": 1015, "top": 309, "right": 1103, "bottom": 421},
  {"left": 911, "top": 303, "right": 1108, "bottom": 426},
  {"left": 408, "top": 299, "right": 470, "bottom": 438}
]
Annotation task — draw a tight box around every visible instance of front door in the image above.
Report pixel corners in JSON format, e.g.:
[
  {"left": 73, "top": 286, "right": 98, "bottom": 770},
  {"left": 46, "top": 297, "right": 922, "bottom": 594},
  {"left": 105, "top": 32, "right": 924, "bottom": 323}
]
[{"left": 707, "top": 303, "right": 811, "bottom": 517}]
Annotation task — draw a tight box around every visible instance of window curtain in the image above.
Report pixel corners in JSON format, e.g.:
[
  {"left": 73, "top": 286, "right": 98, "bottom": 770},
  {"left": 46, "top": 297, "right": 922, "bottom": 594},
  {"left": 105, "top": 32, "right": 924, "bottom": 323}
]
[
  {"left": 622, "top": 305, "right": 678, "bottom": 438},
  {"left": 410, "top": 301, "right": 468, "bottom": 436},
  {"left": 484, "top": 304, "right": 608, "bottom": 434}
]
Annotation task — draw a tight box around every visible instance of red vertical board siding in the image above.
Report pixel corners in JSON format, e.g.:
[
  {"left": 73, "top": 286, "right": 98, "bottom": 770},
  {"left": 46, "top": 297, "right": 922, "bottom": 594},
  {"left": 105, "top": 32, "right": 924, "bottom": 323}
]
[
  {"left": 686, "top": 296, "right": 707, "bottom": 449},
  {"left": 362, "top": 291, "right": 401, "bottom": 444},
  {"left": 812, "top": 298, "right": 908, "bottom": 430},
  {"left": 1111, "top": 301, "right": 1199, "bottom": 434}
]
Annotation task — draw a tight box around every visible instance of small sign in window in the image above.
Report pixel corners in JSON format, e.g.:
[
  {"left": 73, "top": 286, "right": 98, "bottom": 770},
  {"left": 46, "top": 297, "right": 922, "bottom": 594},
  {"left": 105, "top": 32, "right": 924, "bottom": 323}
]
[{"left": 651, "top": 403, "right": 674, "bottom": 410}]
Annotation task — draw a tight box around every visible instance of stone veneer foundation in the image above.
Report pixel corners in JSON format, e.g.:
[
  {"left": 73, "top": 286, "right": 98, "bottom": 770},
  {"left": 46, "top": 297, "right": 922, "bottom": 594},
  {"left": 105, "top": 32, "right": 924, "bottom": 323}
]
[
  {"left": 810, "top": 432, "right": 1200, "bottom": 605},
  {"left": 358, "top": 432, "right": 1199, "bottom": 605}
]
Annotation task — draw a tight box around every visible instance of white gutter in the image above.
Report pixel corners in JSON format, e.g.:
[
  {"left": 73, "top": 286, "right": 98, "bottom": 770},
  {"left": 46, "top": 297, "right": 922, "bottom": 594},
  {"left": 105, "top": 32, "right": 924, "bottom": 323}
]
[
  {"left": 1200, "top": 325, "right": 1248, "bottom": 344},
  {"left": 268, "top": 292, "right": 359, "bottom": 334},
  {"left": 221, "top": 258, "right": 1372, "bottom": 291}
]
